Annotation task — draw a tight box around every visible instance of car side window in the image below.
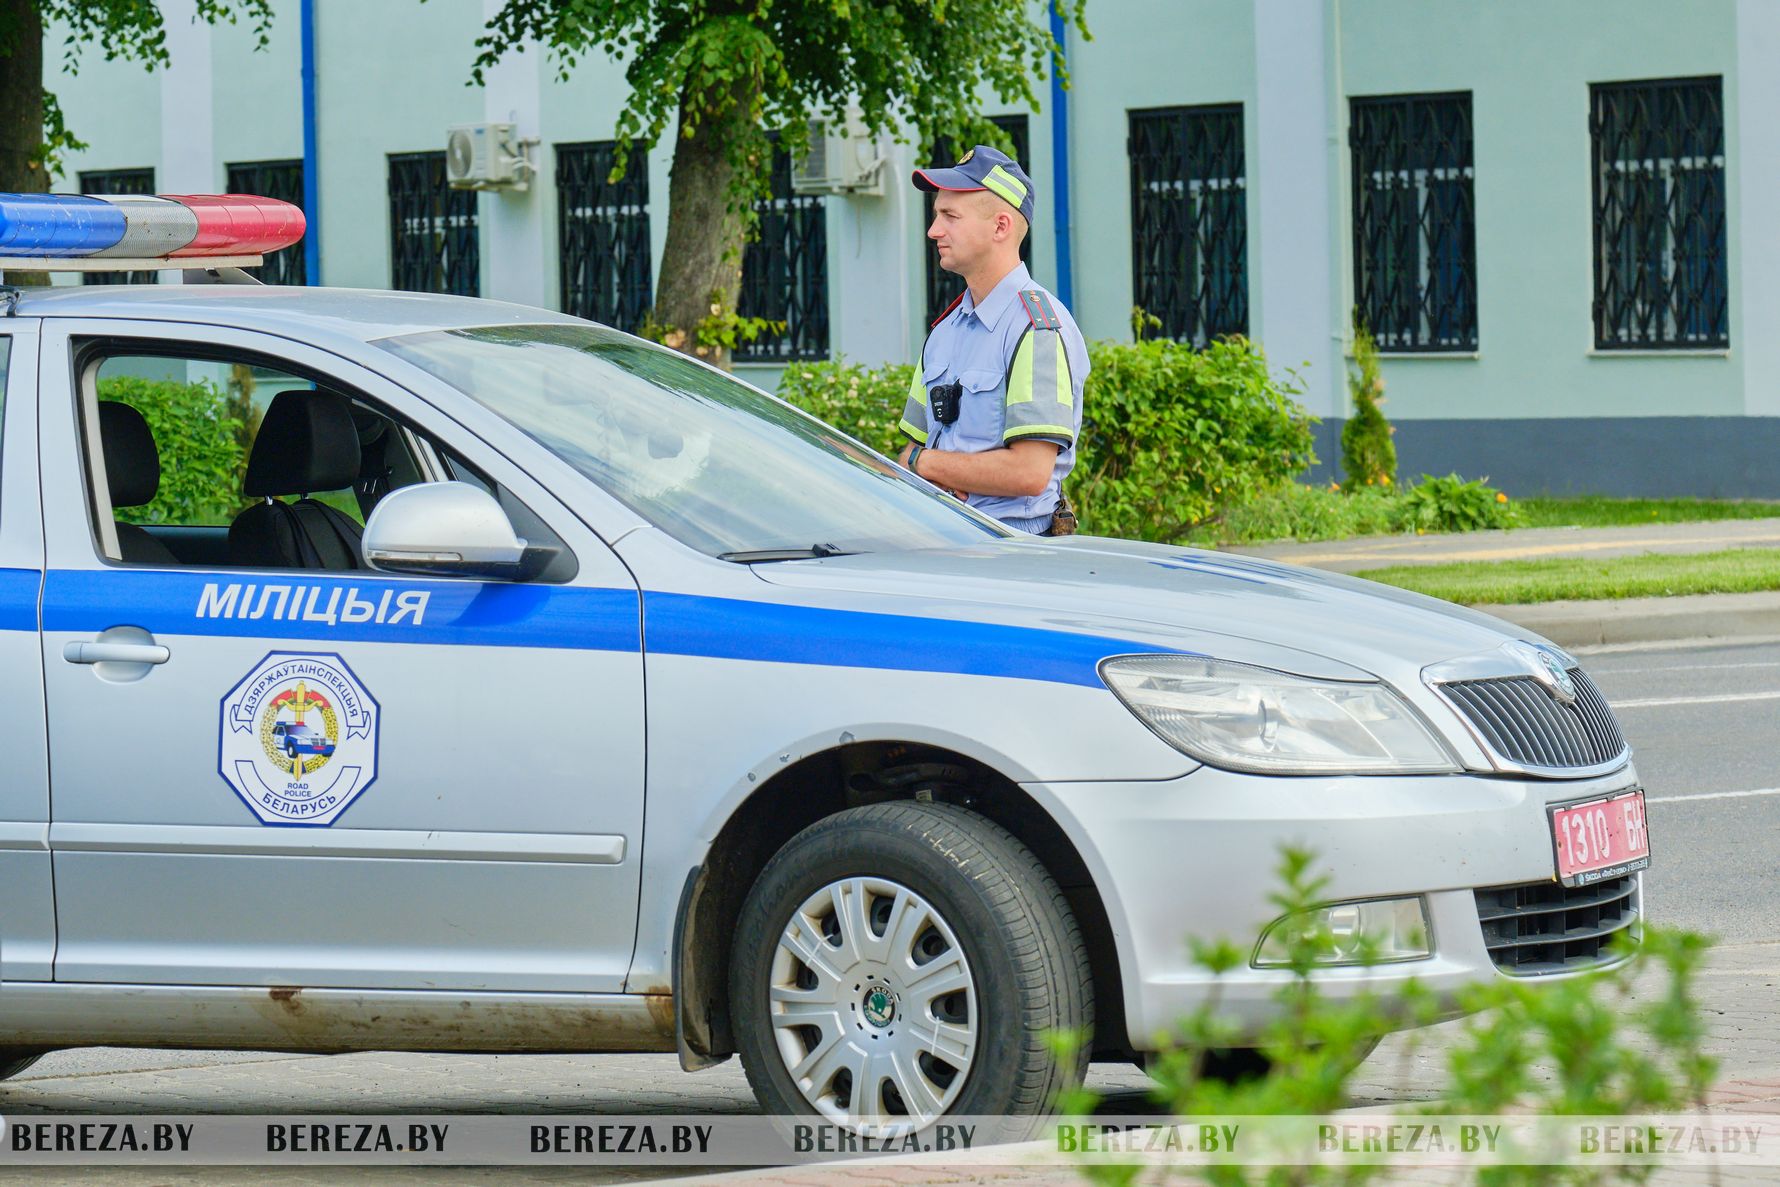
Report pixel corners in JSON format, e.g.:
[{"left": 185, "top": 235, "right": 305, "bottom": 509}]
[{"left": 76, "top": 346, "right": 567, "bottom": 577}]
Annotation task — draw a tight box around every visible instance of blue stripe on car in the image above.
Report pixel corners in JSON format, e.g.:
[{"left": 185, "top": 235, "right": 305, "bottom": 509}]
[{"left": 8, "top": 569, "right": 1177, "bottom": 688}]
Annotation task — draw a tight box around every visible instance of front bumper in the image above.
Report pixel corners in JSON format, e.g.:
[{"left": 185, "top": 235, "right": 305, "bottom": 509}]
[{"left": 1025, "top": 763, "right": 1644, "bottom": 1049}]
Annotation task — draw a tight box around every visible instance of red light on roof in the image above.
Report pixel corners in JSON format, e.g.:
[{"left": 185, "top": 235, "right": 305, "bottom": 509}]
[{"left": 164, "top": 195, "right": 306, "bottom": 257}]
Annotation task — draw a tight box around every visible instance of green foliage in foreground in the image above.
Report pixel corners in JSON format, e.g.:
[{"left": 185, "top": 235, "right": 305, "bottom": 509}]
[
  {"left": 1357, "top": 547, "right": 1780, "bottom": 605},
  {"left": 1516, "top": 497, "right": 1780, "bottom": 529},
  {"left": 1060, "top": 847, "right": 1715, "bottom": 1187}
]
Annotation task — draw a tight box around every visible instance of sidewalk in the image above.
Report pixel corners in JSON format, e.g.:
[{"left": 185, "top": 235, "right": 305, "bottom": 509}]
[
  {"left": 658, "top": 942, "right": 1780, "bottom": 1186},
  {"left": 1225, "top": 519, "right": 1780, "bottom": 649}
]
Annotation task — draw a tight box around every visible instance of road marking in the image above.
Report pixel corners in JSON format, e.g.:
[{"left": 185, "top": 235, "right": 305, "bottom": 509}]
[
  {"left": 1613, "top": 691, "right": 1780, "bottom": 709},
  {"left": 1599, "top": 660, "right": 1780, "bottom": 676},
  {"left": 1646, "top": 787, "right": 1780, "bottom": 805}
]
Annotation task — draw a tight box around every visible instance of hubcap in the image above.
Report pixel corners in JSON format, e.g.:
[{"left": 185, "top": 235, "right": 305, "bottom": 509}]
[{"left": 767, "top": 876, "right": 978, "bottom": 1132}]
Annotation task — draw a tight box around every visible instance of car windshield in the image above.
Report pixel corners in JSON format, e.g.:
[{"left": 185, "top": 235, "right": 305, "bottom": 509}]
[{"left": 375, "top": 323, "right": 1009, "bottom": 558}]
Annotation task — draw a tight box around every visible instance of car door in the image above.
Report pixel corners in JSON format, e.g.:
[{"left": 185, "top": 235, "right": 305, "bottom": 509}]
[
  {"left": 0, "top": 322, "right": 56, "bottom": 983},
  {"left": 37, "top": 319, "right": 646, "bottom": 992}
]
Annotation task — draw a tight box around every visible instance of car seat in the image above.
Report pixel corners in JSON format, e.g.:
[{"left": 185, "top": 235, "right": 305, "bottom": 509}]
[
  {"left": 228, "top": 390, "right": 365, "bottom": 569},
  {"left": 98, "top": 401, "right": 178, "bottom": 565}
]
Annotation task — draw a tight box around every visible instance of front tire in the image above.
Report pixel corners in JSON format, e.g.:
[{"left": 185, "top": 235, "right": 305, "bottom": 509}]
[
  {"left": 0, "top": 1050, "right": 43, "bottom": 1080},
  {"left": 729, "top": 801, "right": 1092, "bottom": 1136}
]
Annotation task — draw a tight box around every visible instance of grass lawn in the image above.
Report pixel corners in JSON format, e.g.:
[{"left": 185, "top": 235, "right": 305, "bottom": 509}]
[
  {"left": 1355, "top": 548, "right": 1780, "bottom": 604},
  {"left": 1514, "top": 496, "right": 1780, "bottom": 528}
]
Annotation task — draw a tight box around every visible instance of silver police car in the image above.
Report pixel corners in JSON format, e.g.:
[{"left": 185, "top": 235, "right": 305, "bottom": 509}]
[{"left": 0, "top": 285, "right": 1647, "bottom": 1132}]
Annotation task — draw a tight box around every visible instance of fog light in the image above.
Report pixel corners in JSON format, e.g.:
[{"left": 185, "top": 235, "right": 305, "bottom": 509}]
[{"left": 1253, "top": 896, "right": 1431, "bottom": 967}]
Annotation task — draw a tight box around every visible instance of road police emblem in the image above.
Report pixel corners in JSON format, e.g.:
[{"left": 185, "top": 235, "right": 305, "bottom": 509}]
[{"left": 219, "top": 652, "right": 379, "bottom": 826}]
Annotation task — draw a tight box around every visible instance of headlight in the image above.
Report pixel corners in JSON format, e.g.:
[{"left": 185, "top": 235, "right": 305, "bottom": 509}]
[{"left": 1099, "top": 655, "right": 1459, "bottom": 775}]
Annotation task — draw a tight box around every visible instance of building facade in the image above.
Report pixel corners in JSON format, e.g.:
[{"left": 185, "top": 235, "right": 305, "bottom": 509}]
[{"left": 44, "top": 0, "right": 1780, "bottom": 495}]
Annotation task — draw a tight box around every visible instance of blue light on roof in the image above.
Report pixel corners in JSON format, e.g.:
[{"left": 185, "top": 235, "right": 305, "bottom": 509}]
[{"left": 0, "top": 194, "right": 127, "bottom": 257}]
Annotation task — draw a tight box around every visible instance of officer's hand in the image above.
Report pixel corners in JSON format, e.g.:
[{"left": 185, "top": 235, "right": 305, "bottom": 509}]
[{"left": 897, "top": 442, "right": 914, "bottom": 468}]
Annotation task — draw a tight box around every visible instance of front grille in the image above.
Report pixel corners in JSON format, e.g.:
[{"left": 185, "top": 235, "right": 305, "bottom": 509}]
[
  {"left": 1440, "top": 668, "right": 1625, "bottom": 770},
  {"left": 1475, "top": 875, "right": 1640, "bottom": 975}
]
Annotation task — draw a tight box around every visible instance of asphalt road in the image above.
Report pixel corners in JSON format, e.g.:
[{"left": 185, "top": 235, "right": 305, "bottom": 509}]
[
  {"left": 1580, "top": 637, "right": 1780, "bottom": 946},
  {"left": 1, "top": 637, "right": 1776, "bottom": 1182}
]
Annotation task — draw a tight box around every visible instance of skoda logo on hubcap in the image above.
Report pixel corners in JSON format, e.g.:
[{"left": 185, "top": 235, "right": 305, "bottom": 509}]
[{"left": 863, "top": 987, "right": 896, "bottom": 1028}]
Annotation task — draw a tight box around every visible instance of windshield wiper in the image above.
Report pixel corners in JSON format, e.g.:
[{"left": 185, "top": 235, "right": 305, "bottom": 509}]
[{"left": 718, "top": 543, "right": 860, "bottom": 563}]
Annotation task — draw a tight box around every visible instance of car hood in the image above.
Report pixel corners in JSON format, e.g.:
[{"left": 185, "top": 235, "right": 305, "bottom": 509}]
[{"left": 752, "top": 534, "right": 1542, "bottom": 688}]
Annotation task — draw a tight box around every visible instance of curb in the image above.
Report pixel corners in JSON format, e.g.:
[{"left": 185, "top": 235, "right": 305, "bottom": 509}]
[{"left": 1473, "top": 590, "right": 1780, "bottom": 649}]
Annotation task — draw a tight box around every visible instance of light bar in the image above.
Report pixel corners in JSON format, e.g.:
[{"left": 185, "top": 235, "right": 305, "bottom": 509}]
[{"left": 0, "top": 192, "right": 305, "bottom": 272}]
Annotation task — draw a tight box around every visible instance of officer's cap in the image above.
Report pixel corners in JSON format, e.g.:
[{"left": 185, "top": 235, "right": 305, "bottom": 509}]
[{"left": 913, "top": 143, "right": 1036, "bottom": 224}]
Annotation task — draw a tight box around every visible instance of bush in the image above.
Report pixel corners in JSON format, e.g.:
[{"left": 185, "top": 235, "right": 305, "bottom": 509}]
[
  {"left": 1192, "top": 482, "right": 1410, "bottom": 545},
  {"left": 1403, "top": 473, "right": 1517, "bottom": 533},
  {"left": 776, "top": 356, "right": 914, "bottom": 457},
  {"left": 98, "top": 375, "right": 245, "bottom": 526},
  {"left": 778, "top": 338, "right": 1318, "bottom": 542},
  {"left": 1072, "top": 336, "right": 1318, "bottom": 541},
  {"left": 1341, "top": 324, "right": 1396, "bottom": 490}
]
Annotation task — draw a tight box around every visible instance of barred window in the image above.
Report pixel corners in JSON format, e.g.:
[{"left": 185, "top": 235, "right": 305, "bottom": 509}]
[
  {"left": 556, "top": 141, "right": 652, "bottom": 332},
  {"left": 1349, "top": 93, "right": 1477, "bottom": 351},
  {"left": 923, "top": 115, "right": 1031, "bottom": 325},
  {"left": 387, "top": 151, "right": 479, "bottom": 297},
  {"left": 225, "top": 159, "right": 306, "bottom": 286},
  {"left": 78, "top": 168, "right": 156, "bottom": 286},
  {"left": 1590, "top": 77, "right": 1726, "bottom": 349},
  {"left": 1127, "top": 105, "right": 1247, "bottom": 345},
  {"left": 737, "top": 141, "right": 829, "bottom": 362}
]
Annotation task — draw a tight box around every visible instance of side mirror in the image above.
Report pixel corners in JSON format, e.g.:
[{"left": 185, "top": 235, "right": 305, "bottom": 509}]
[{"left": 362, "top": 482, "right": 553, "bottom": 581}]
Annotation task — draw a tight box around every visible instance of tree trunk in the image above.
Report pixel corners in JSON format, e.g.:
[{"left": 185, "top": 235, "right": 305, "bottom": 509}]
[
  {"left": 652, "top": 80, "right": 759, "bottom": 371},
  {"left": 0, "top": 0, "right": 46, "bottom": 286}
]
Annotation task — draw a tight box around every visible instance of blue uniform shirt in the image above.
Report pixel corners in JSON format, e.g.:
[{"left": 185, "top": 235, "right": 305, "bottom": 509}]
[{"left": 899, "top": 263, "right": 1089, "bottom": 530}]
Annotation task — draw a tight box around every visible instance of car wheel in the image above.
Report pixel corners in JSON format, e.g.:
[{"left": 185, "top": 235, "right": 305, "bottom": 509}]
[
  {"left": 729, "top": 801, "right": 1092, "bottom": 1136},
  {"left": 0, "top": 1051, "right": 43, "bottom": 1081}
]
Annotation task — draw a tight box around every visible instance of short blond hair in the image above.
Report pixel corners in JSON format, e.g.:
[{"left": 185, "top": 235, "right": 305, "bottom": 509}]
[{"left": 968, "top": 189, "right": 1029, "bottom": 244}]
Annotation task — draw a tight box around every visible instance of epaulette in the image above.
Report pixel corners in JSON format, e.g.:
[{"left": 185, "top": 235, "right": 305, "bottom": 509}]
[
  {"left": 931, "top": 290, "right": 965, "bottom": 328},
  {"left": 1017, "top": 289, "right": 1062, "bottom": 330}
]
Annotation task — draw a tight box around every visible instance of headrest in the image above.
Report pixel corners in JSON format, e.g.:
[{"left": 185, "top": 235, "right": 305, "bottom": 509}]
[
  {"left": 99, "top": 401, "right": 160, "bottom": 508},
  {"left": 244, "top": 390, "right": 361, "bottom": 497}
]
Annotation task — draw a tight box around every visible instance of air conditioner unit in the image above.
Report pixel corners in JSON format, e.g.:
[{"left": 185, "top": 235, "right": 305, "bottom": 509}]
[
  {"left": 791, "top": 112, "right": 885, "bottom": 197},
  {"left": 446, "top": 122, "right": 533, "bottom": 190}
]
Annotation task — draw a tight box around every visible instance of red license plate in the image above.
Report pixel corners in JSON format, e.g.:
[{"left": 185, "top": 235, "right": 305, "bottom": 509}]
[{"left": 1549, "top": 789, "right": 1650, "bottom": 887}]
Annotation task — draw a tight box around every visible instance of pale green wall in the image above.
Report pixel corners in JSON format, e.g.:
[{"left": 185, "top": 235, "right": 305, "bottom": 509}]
[
  {"left": 1064, "top": 0, "right": 1258, "bottom": 347},
  {"left": 312, "top": 0, "right": 484, "bottom": 290},
  {"left": 38, "top": 0, "right": 1753, "bottom": 426},
  {"left": 49, "top": 20, "right": 162, "bottom": 185},
  {"left": 1336, "top": 0, "right": 1740, "bottom": 421}
]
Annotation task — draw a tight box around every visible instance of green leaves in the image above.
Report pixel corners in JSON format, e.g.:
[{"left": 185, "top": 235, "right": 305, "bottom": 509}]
[
  {"left": 777, "top": 355, "right": 912, "bottom": 456},
  {"left": 1341, "top": 323, "right": 1396, "bottom": 491},
  {"left": 1069, "top": 335, "right": 1317, "bottom": 542},
  {"left": 98, "top": 375, "right": 246, "bottom": 528}
]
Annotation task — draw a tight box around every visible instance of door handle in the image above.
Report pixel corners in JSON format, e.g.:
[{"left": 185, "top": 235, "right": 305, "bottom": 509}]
[{"left": 64, "top": 641, "right": 171, "bottom": 665}]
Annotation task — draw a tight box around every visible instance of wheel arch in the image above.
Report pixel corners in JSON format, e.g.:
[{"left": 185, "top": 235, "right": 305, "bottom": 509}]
[{"left": 672, "top": 739, "right": 1130, "bottom": 1069}]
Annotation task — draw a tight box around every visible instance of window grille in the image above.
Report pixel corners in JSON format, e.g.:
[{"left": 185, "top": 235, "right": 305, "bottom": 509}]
[
  {"left": 1590, "top": 77, "right": 1726, "bottom": 349},
  {"left": 225, "top": 159, "right": 306, "bottom": 286},
  {"left": 1349, "top": 92, "right": 1477, "bottom": 351},
  {"left": 556, "top": 142, "right": 652, "bottom": 332},
  {"left": 1127, "top": 105, "right": 1247, "bottom": 345},
  {"left": 387, "top": 151, "right": 479, "bottom": 297},
  {"left": 923, "top": 115, "right": 1031, "bottom": 325},
  {"left": 737, "top": 141, "right": 829, "bottom": 362},
  {"left": 78, "top": 168, "right": 156, "bottom": 285}
]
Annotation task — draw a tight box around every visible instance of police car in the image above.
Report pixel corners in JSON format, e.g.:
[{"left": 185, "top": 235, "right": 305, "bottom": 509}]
[{"left": 0, "top": 193, "right": 1649, "bottom": 1133}]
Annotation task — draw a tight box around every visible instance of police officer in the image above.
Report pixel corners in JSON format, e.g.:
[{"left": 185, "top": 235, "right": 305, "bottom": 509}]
[{"left": 897, "top": 144, "right": 1088, "bottom": 535}]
